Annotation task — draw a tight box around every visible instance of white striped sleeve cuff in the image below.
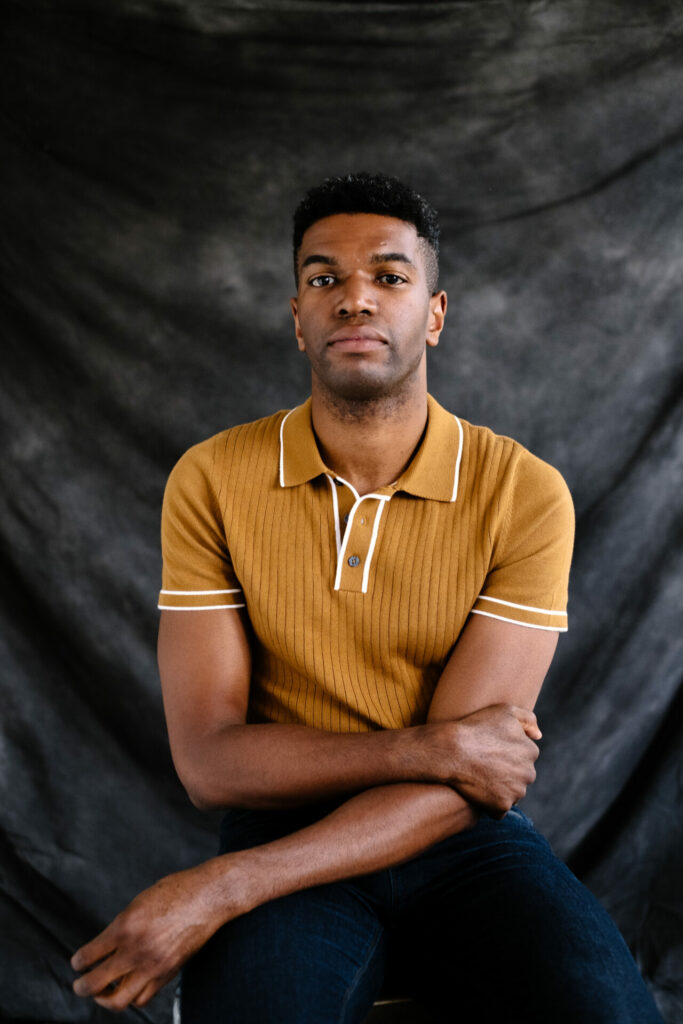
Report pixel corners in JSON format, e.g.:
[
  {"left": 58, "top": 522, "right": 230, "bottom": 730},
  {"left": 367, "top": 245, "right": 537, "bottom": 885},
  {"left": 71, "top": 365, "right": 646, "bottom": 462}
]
[
  {"left": 158, "top": 588, "right": 245, "bottom": 611},
  {"left": 471, "top": 595, "right": 568, "bottom": 632}
]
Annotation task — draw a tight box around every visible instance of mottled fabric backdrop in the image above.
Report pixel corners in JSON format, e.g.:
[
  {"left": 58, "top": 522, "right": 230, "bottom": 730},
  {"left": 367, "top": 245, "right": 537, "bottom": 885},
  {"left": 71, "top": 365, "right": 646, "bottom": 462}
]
[{"left": 1, "top": 1, "right": 681, "bottom": 1020}]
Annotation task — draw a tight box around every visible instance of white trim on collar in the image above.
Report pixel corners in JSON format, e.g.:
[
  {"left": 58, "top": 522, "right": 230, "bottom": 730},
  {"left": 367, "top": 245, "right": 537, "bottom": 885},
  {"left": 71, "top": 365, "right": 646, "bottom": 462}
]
[
  {"left": 451, "top": 415, "right": 464, "bottom": 503},
  {"left": 279, "top": 407, "right": 296, "bottom": 487}
]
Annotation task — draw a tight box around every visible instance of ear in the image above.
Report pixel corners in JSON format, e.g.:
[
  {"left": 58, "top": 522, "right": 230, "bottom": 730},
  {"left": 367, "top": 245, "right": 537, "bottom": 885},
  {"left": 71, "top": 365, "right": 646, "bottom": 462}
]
[
  {"left": 426, "top": 291, "right": 447, "bottom": 348},
  {"left": 290, "top": 297, "right": 306, "bottom": 352}
]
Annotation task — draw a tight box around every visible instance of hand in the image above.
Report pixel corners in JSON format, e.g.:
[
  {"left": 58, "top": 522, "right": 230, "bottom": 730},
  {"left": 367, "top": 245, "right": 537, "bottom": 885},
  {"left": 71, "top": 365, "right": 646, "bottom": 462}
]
[
  {"left": 438, "top": 704, "right": 541, "bottom": 817},
  {"left": 71, "top": 858, "right": 243, "bottom": 1012}
]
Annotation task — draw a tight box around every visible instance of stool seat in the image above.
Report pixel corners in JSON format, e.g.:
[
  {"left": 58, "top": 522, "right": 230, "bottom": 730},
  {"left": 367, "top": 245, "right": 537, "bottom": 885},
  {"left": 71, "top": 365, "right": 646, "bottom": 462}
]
[
  {"left": 173, "top": 986, "right": 435, "bottom": 1021},
  {"left": 363, "top": 998, "right": 435, "bottom": 1023}
]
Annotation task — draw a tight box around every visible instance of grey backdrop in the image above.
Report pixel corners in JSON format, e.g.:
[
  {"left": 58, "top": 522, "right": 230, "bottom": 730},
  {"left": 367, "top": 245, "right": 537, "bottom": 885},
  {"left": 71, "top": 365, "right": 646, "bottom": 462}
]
[{"left": 1, "top": 1, "right": 682, "bottom": 1021}]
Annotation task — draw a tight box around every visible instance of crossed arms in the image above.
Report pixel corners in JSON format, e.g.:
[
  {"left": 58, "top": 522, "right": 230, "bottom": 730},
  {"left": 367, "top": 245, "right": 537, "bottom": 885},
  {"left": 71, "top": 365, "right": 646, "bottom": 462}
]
[{"left": 71, "top": 608, "right": 557, "bottom": 1011}]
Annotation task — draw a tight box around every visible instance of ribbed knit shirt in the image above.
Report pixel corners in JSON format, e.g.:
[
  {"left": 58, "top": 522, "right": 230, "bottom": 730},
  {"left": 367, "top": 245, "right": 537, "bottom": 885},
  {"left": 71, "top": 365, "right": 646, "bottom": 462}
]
[{"left": 158, "top": 395, "right": 574, "bottom": 733}]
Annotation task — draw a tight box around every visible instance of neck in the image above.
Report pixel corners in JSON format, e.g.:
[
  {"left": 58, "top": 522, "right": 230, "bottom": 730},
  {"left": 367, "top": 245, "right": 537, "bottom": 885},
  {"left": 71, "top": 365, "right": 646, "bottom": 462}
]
[{"left": 310, "top": 379, "right": 429, "bottom": 495}]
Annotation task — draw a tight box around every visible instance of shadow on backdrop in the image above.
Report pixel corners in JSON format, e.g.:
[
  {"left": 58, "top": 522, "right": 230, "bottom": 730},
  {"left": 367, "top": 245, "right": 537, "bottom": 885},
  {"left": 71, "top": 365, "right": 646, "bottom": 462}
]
[{"left": 1, "top": 1, "right": 681, "bottom": 1021}]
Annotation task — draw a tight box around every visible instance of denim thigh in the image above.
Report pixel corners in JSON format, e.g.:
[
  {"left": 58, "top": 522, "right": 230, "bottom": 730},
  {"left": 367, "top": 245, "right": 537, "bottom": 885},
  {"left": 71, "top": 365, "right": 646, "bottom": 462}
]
[
  {"left": 182, "top": 805, "right": 663, "bottom": 1024},
  {"left": 386, "top": 808, "right": 663, "bottom": 1023}
]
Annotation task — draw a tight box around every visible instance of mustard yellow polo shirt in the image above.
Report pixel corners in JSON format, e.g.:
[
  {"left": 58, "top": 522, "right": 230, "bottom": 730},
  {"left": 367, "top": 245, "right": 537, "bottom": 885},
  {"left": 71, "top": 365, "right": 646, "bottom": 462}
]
[{"left": 158, "top": 395, "right": 574, "bottom": 733}]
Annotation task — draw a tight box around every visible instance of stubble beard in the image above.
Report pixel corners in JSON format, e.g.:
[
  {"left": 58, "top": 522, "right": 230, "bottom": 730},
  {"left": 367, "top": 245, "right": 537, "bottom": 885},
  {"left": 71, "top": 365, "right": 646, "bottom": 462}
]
[{"left": 313, "top": 346, "right": 426, "bottom": 424}]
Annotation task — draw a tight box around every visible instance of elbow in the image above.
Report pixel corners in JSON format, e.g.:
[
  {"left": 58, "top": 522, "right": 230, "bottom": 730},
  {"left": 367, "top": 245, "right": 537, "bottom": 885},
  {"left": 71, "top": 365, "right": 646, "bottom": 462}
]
[
  {"left": 176, "top": 760, "right": 263, "bottom": 812},
  {"left": 187, "top": 786, "right": 224, "bottom": 811},
  {"left": 170, "top": 729, "right": 244, "bottom": 811},
  {"left": 182, "top": 778, "right": 276, "bottom": 812},
  {"left": 178, "top": 765, "right": 295, "bottom": 813},
  {"left": 174, "top": 757, "right": 234, "bottom": 812},
  {"left": 184, "top": 781, "right": 225, "bottom": 812},
  {"left": 183, "top": 778, "right": 223, "bottom": 811}
]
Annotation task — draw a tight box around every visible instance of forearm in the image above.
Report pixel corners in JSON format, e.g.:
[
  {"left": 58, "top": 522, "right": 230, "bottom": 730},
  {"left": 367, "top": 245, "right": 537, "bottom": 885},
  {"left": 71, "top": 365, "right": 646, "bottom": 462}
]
[
  {"left": 177, "top": 721, "right": 447, "bottom": 810},
  {"left": 71, "top": 697, "right": 539, "bottom": 1012},
  {"left": 208, "top": 780, "right": 478, "bottom": 920},
  {"left": 71, "top": 780, "right": 477, "bottom": 1011}
]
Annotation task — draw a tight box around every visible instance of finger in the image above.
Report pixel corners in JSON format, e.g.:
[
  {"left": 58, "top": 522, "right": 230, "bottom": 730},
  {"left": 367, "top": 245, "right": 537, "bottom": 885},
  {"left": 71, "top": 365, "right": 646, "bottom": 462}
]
[
  {"left": 71, "top": 927, "right": 118, "bottom": 972},
  {"left": 72, "top": 953, "right": 129, "bottom": 999},
  {"left": 93, "top": 971, "right": 151, "bottom": 1013},
  {"left": 510, "top": 706, "right": 542, "bottom": 740},
  {"left": 483, "top": 804, "right": 507, "bottom": 821},
  {"left": 133, "top": 975, "right": 170, "bottom": 1007},
  {"left": 509, "top": 705, "right": 537, "bottom": 726}
]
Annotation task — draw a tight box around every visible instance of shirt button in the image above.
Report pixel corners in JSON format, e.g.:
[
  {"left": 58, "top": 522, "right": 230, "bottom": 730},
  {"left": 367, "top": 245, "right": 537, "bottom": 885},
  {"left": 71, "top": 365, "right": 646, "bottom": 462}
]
[
  {"left": 348, "top": 555, "right": 361, "bottom": 567},
  {"left": 360, "top": 516, "right": 366, "bottom": 525},
  {"left": 343, "top": 514, "right": 349, "bottom": 523}
]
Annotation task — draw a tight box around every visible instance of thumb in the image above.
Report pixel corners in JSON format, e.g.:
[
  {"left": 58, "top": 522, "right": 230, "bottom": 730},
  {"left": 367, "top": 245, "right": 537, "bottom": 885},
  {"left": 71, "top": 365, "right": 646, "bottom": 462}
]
[{"left": 510, "top": 706, "right": 542, "bottom": 740}]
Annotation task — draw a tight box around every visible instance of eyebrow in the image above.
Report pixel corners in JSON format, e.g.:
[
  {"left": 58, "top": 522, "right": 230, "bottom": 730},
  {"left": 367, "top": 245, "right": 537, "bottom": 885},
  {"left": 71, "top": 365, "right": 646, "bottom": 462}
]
[
  {"left": 370, "top": 252, "right": 415, "bottom": 268},
  {"left": 301, "top": 254, "right": 338, "bottom": 269},
  {"left": 300, "top": 251, "right": 416, "bottom": 270}
]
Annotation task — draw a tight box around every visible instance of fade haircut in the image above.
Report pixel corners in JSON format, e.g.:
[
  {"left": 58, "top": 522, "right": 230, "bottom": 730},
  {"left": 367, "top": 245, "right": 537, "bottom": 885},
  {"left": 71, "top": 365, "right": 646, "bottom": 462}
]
[{"left": 293, "top": 172, "right": 440, "bottom": 293}]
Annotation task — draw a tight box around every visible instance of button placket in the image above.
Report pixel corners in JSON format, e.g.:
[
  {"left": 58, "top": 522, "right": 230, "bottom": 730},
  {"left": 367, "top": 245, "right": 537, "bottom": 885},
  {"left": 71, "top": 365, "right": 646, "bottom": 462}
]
[
  {"left": 336, "top": 496, "right": 370, "bottom": 591},
  {"left": 326, "top": 474, "right": 393, "bottom": 593},
  {"left": 338, "top": 495, "right": 391, "bottom": 592}
]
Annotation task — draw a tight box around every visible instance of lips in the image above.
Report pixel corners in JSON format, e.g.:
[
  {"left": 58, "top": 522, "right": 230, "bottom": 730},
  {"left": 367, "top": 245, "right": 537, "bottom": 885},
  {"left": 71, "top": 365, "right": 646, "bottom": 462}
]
[{"left": 327, "top": 327, "right": 388, "bottom": 350}]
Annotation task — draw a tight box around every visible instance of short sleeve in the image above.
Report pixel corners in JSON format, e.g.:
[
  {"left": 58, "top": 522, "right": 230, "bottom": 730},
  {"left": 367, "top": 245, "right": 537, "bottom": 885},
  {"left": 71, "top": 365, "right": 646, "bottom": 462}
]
[
  {"left": 157, "top": 440, "right": 245, "bottom": 611},
  {"left": 471, "top": 450, "right": 575, "bottom": 631}
]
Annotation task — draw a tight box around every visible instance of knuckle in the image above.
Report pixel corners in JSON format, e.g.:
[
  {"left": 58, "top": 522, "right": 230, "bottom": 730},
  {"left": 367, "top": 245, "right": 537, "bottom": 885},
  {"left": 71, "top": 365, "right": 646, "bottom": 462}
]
[
  {"left": 147, "top": 950, "right": 166, "bottom": 973},
  {"left": 119, "top": 914, "right": 145, "bottom": 944},
  {"left": 117, "top": 917, "right": 134, "bottom": 940}
]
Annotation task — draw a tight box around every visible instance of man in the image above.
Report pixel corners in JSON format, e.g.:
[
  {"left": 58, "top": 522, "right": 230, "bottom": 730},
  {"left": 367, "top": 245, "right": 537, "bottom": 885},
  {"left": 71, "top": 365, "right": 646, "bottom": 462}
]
[{"left": 71, "top": 173, "right": 663, "bottom": 1022}]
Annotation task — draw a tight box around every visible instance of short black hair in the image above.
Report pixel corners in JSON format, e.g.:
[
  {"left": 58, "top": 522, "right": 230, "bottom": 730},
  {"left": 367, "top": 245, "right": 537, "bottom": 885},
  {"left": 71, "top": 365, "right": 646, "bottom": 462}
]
[{"left": 293, "top": 172, "right": 440, "bottom": 292}]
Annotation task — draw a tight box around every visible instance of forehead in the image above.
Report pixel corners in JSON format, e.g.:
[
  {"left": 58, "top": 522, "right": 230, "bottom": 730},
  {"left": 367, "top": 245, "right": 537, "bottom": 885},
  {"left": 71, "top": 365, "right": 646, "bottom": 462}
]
[{"left": 299, "top": 213, "right": 423, "bottom": 267}]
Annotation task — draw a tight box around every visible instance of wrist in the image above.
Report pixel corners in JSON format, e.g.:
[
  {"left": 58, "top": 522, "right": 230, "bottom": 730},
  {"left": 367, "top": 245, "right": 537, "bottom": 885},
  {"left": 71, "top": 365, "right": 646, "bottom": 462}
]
[
  {"left": 198, "top": 853, "right": 259, "bottom": 924},
  {"left": 392, "top": 722, "right": 455, "bottom": 784},
  {"left": 413, "top": 720, "right": 465, "bottom": 786}
]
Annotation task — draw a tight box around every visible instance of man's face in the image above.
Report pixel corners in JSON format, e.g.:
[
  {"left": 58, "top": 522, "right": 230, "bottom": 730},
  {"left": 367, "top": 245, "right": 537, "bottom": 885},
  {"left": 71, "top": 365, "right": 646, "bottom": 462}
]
[{"left": 291, "top": 214, "right": 446, "bottom": 403}]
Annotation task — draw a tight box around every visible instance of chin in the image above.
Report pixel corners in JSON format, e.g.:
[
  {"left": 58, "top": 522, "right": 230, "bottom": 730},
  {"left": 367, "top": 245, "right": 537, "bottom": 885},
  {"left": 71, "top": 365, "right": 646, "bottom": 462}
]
[
  {"left": 319, "top": 375, "right": 417, "bottom": 416},
  {"left": 337, "top": 382, "right": 391, "bottom": 402},
  {"left": 324, "top": 372, "right": 393, "bottom": 401}
]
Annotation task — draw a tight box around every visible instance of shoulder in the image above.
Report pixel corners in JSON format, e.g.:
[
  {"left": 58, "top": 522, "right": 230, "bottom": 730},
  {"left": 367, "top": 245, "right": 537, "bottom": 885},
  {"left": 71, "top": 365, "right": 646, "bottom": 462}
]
[
  {"left": 453, "top": 420, "right": 575, "bottom": 628},
  {"left": 166, "top": 409, "right": 290, "bottom": 491},
  {"left": 458, "top": 416, "right": 572, "bottom": 510}
]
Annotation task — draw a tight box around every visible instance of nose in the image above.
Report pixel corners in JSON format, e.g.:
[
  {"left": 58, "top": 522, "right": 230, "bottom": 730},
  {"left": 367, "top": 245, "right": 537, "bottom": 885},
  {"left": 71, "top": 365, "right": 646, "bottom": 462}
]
[{"left": 335, "top": 274, "right": 375, "bottom": 317}]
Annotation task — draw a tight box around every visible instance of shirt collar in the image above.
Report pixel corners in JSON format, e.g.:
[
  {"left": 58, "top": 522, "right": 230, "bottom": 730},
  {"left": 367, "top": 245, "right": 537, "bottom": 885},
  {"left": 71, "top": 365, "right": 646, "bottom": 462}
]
[
  {"left": 279, "top": 399, "right": 327, "bottom": 487},
  {"left": 279, "top": 394, "right": 464, "bottom": 504}
]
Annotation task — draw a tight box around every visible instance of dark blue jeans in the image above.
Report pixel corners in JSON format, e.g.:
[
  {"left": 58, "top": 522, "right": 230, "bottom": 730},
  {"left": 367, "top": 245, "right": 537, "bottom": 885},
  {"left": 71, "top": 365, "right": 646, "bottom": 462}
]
[{"left": 180, "top": 802, "right": 663, "bottom": 1023}]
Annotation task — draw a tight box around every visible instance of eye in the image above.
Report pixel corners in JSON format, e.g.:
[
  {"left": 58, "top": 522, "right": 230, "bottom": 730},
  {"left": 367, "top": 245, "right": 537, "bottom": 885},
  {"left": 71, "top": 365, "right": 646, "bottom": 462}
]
[
  {"left": 309, "top": 274, "right": 336, "bottom": 288},
  {"left": 378, "top": 273, "right": 406, "bottom": 286}
]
